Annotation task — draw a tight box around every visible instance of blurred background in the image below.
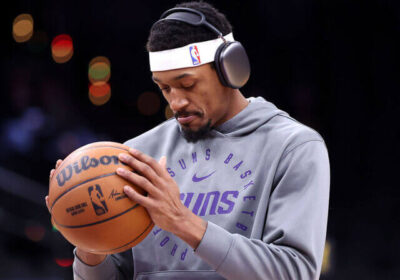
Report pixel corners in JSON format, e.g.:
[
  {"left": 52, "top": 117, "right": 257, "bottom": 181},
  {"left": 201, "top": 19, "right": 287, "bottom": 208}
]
[{"left": 1, "top": 0, "right": 399, "bottom": 279}]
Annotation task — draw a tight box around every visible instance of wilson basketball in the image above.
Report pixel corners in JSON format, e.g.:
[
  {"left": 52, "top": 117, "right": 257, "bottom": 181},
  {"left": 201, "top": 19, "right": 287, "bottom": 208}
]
[{"left": 48, "top": 141, "right": 154, "bottom": 255}]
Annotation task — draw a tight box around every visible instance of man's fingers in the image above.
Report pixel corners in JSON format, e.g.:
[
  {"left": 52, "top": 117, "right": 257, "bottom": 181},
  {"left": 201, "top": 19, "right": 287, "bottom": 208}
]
[
  {"left": 118, "top": 153, "right": 162, "bottom": 185},
  {"left": 55, "top": 159, "right": 63, "bottom": 169},
  {"left": 49, "top": 169, "right": 55, "bottom": 179},
  {"left": 50, "top": 159, "right": 63, "bottom": 180},
  {"left": 123, "top": 186, "right": 153, "bottom": 208},
  {"left": 116, "top": 167, "right": 161, "bottom": 196},
  {"left": 128, "top": 149, "right": 167, "bottom": 177}
]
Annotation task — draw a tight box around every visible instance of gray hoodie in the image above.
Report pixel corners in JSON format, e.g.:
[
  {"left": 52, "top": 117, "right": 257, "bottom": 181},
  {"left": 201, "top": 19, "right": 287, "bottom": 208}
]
[{"left": 73, "top": 96, "right": 330, "bottom": 280}]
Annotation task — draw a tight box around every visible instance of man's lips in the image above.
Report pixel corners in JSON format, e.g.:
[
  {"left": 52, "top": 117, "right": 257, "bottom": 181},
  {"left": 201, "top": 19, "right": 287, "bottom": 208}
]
[{"left": 177, "top": 115, "right": 197, "bottom": 125}]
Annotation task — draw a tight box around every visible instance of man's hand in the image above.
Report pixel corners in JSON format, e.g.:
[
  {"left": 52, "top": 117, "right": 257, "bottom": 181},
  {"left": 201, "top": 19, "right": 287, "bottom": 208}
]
[
  {"left": 116, "top": 148, "right": 207, "bottom": 249},
  {"left": 47, "top": 159, "right": 106, "bottom": 266}
]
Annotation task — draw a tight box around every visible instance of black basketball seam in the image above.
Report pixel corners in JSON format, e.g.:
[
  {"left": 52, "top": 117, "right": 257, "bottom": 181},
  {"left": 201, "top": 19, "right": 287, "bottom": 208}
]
[
  {"left": 53, "top": 202, "right": 141, "bottom": 228},
  {"left": 90, "top": 220, "right": 154, "bottom": 253},
  {"left": 50, "top": 172, "right": 117, "bottom": 210}
]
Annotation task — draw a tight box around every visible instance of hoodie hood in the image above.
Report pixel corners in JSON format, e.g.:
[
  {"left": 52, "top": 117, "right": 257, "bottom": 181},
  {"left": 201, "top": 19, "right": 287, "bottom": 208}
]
[{"left": 213, "top": 96, "right": 286, "bottom": 137}]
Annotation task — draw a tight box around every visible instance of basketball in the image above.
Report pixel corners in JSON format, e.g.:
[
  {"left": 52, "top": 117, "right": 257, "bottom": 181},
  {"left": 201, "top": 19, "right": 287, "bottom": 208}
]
[{"left": 48, "top": 141, "right": 154, "bottom": 255}]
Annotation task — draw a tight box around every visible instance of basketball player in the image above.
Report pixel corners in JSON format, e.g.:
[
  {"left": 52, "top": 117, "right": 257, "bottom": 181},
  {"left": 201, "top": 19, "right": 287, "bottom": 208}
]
[{"left": 48, "top": 2, "right": 330, "bottom": 279}]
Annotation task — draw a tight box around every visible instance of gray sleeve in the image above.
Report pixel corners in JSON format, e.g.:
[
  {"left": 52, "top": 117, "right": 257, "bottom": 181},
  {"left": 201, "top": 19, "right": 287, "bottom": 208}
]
[
  {"left": 73, "top": 249, "right": 133, "bottom": 279},
  {"left": 194, "top": 140, "right": 330, "bottom": 280}
]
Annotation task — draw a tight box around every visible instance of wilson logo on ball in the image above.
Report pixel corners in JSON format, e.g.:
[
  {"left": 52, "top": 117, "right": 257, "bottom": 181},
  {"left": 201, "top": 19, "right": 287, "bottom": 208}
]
[
  {"left": 56, "top": 155, "right": 122, "bottom": 187},
  {"left": 88, "top": 184, "right": 108, "bottom": 216}
]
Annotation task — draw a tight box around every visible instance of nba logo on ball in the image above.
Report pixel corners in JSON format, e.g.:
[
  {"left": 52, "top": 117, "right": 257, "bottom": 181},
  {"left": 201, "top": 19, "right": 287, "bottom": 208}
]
[
  {"left": 88, "top": 184, "right": 108, "bottom": 216},
  {"left": 189, "top": 45, "right": 201, "bottom": 65}
]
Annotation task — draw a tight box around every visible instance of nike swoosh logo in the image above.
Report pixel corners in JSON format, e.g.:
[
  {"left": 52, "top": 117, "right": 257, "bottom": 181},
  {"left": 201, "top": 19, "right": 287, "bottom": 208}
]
[{"left": 192, "top": 171, "right": 216, "bottom": 182}]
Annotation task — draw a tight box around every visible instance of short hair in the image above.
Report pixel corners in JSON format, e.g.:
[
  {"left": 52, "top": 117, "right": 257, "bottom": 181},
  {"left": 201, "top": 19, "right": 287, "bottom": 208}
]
[{"left": 146, "top": 1, "right": 232, "bottom": 52}]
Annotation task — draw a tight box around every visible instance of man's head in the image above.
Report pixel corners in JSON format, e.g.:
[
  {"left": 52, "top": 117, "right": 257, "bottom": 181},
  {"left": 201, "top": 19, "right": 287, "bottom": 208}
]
[{"left": 147, "top": 2, "right": 242, "bottom": 142}]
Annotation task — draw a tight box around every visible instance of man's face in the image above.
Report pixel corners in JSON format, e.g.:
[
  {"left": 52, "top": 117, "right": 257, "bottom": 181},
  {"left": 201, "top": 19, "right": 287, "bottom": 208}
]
[{"left": 152, "top": 64, "right": 231, "bottom": 142}]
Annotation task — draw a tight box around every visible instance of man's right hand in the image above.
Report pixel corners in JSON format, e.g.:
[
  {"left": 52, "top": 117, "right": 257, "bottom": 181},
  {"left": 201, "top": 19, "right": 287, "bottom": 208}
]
[{"left": 47, "top": 159, "right": 107, "bottom": 266}]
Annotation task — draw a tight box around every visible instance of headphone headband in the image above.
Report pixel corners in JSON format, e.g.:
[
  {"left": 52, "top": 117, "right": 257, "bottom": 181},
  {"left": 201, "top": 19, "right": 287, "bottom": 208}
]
[{"left": 155, "top": 7, "right": 224, "bottom": 39}]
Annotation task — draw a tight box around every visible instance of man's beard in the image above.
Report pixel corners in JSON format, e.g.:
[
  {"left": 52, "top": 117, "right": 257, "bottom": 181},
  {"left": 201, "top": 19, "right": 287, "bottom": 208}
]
[{"left": 180, "top": 119, "right": 212, "bottom": 143}]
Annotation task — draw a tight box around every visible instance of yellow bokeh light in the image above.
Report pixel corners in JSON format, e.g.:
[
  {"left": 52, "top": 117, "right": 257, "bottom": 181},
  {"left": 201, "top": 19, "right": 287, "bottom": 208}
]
[
  {"left": 13, "top": 14, "right": 34, "bottom": 43},
  {"left": 321, "top": 240, "right": 332, "bottom": 274},
  {"left": 165, "top": 104, "right": 174, "bottom": 119}
]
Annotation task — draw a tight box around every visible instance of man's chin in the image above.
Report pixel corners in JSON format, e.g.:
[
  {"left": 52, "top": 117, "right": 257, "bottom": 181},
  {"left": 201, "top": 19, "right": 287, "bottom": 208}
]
[{"left": 180, "top": 120, "right": 212, "bottom": 143}]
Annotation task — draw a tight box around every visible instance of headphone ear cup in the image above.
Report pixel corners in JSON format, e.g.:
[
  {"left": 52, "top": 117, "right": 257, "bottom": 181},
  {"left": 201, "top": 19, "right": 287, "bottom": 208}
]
[
  {"left": 214, "top": 43, "right": 230, "bottom": 87},
  {"left": 214, "top": 41, "right": 250, "bottom": 89}
]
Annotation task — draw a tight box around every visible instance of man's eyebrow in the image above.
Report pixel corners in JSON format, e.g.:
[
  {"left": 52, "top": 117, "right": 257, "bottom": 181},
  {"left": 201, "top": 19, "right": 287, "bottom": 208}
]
[
  {"left": 152, "top": 73, "right": 193, "bottom": 83},
  {"left": 173, "top": 73, "right": 193, "bottom": 81}
]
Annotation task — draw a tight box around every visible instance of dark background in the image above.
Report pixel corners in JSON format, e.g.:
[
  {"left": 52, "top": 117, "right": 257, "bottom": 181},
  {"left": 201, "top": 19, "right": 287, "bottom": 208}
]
[{"left": 1, "top": 0, "right": 399, "bottom": 279}]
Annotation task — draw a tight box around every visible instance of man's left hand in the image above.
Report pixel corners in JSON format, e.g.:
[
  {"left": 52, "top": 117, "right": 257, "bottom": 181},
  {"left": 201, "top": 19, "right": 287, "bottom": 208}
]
[{"left": 116, "top": 148, "right": 207, "bottom": 249}]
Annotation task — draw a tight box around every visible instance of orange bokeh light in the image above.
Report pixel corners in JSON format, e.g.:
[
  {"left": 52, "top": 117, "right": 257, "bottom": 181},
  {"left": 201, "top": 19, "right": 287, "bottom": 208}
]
[
  {"left": 13, "top": 14, "right": 34, "bottom": 43},
  {"left": 88, "top": 91, "right": 111, "bottom": 106},
  {"left": 89, "top": 82, "right": 111, "bottom": 97}
]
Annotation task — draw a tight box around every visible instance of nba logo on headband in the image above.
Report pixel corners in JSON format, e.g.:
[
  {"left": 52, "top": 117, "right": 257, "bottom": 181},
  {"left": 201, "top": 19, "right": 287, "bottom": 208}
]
[{"left": 189, "top": 45, "right": 201, "bottom": 65}]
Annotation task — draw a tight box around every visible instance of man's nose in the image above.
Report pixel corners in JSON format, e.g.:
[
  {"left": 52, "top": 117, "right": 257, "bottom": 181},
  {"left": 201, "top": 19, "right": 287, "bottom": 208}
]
[{"left": 169, "top": 89, "right": 189, "bottom": 112}]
